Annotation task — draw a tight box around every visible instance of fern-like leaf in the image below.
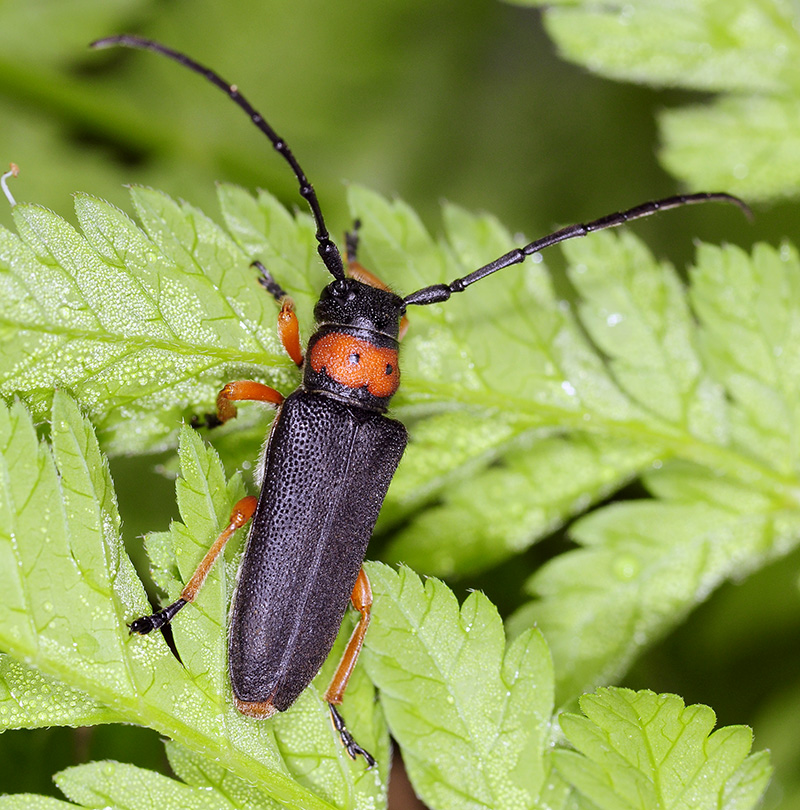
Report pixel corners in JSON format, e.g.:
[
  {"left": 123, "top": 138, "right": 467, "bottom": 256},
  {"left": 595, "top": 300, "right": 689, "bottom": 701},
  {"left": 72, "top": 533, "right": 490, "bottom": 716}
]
[
  {"left": 510, "top": 0, "right": 800, "bottom": 201},
  {"left": 554, "top": 688, "right": 772, "bottom": 810},
  {"left": 0, "top": 394, "right": 386, "bottom": 810}
]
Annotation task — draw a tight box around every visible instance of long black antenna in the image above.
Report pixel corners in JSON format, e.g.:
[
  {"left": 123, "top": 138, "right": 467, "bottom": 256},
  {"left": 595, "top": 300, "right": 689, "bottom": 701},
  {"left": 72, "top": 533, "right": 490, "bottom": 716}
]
[
  {"left": 90, "top": 34, "right": 345, "bottom": 281},
  {"left": 403, "top": 192, "right": 752, "bottom": 306}
]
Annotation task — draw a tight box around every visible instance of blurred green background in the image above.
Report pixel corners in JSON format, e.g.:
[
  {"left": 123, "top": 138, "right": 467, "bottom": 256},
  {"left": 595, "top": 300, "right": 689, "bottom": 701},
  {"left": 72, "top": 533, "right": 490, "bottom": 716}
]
[{"left": 2, "top": 0, "right": 799, "bottom": 805}]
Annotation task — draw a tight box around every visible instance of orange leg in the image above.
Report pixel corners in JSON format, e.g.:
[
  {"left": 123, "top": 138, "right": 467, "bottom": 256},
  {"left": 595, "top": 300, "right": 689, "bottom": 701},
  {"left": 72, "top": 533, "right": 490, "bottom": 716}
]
[
  {"left": 325, "top": 568, "right": 376, "bottom": 768},
  {"left": 129, "top": 496, "right": 257, "bottom": 635},
  {"left": 181, "top": 496, "right": 258, "bottom": 601},
  {"left": 216, "top": 380, "right": 285, "bottom": 424},
  {"left": 252, "top": 259, "right": 304, "bottom": 366},
  {"left": 278, "top": 297, "right": 304, "bottom": 367},
  {"left": 325, "top": 567, "right": 372, "bottom": 705}
]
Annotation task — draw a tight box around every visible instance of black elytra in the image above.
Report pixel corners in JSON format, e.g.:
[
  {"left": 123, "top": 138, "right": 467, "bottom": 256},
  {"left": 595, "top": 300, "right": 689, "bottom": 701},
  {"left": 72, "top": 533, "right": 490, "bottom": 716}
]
[
  {"left": 229, "top": 390, "right": 406, "bottom": 709},
  {"left": 91, "top": 34, "right": 750, "bottom": 767}
]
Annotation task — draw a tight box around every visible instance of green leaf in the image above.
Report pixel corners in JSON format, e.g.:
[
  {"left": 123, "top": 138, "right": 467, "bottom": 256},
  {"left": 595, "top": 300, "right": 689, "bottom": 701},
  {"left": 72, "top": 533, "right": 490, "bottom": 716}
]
[
  {"left": 164, "top": 741, "right": 281, "bottom": 809},
  {"left": 383, "top": 433, "right": 654, "bottom": 577},
  {"left": 0, "top": 184, "right": 791, "bottom": 796},
  {"left": 690, "top": 241, "right": 800, "bottom": 475},
  {"left": 554, "top": 688, "right": 771, "bottom": 810},
  {"left": 54, "top": 760, "right": 241, "bottom": 810},
  {"left": 660, "top": 97, "right": 800, "bottom": 202},
  {"left": 507, "top": 232, "right": 800, "bottom": 705},
  {"left": 568, "top": 231, "right": 718, "bottom": 435},
  {"left": 521, "top": 1, "right": 796, "bottom": 94},
  {"left": 363, "top": 563, "right": 555, "bottom": 810},
  {"left": 0, "top": 797, "right": 77, "bottom": 810},
  {"left": 0, "top": 655, "right": 120, "bottom": 730},
  {"left": 0, "top": 394, "right": 386, "bottom": 810},
  {"left": 510, "top": 0, "right": 800, "bottom": 201},
  {"left": 0, "top": 190, "right": 295, "bottom": 455},
  {"left": 4, "top": 183, "right": 800, "bottom": 712},
  {"left": 514, "top": 483, "right": 800, "bottom": 704},
  {"left": 0, "top": 392, "right": 143, "bottom": 689},
  {"left": 721, "top": 751, "right": 774, "bottom": 810}
]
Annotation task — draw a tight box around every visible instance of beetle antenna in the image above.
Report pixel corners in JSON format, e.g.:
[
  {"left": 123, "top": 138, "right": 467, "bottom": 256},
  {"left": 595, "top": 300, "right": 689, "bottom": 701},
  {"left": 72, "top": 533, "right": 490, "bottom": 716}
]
[
  {"left": 90, "top": 34, "right": 346, "bottom": 281},
  {"left": 403, "top": 192, "right": 752, "bottom": 306}
]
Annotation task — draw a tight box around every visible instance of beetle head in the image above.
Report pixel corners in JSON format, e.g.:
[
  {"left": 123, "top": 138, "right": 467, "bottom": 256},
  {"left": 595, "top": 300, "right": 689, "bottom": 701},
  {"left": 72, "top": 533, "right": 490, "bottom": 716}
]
[{"left": 315, "top": 278, "right": 405, "bottom": 340}]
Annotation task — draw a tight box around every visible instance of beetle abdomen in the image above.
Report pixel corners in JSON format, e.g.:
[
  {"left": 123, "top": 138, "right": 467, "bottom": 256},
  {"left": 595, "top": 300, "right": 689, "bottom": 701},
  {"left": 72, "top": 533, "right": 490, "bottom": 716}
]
[{"left": 228, "top": 389, "right": 406, "bottom": 713}]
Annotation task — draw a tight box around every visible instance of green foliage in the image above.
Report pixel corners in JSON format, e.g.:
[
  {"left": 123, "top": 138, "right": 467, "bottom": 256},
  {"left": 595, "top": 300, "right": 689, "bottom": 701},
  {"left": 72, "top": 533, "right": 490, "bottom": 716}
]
[
  {"left": 3, "top": 185, "right": 800, "bottom": 721},
  {"left": 508, "top": 233, "right": 800, "bottom": 703},
  {"left": 511, "top": 0, "right": 800, "bottom": 202},
  {"left": 362, "top": 565, "right": 553, "bottom": 810},
  {"left": 554, "top": 689, "right": 772, "bottom": 810},
  {"left": 0, "top": 394, "right": 770, "bottom": 809},
  {"left": 0, "top": 394, "right": 386, "bottom": 810},
  {"left": 1, "top": 0, "right": 797, "bottom": 806},
  {"left": 0, "top": 188, "right": 298, "bottom": 454}
]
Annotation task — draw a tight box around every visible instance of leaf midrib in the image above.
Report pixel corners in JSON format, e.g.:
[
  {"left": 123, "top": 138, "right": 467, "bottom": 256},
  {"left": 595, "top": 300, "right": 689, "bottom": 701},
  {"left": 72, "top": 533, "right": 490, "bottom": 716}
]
[
  {"left": 401, "top": 379, "right": 800, "bottom": 506},
  {"left": 0, "top": 314, "right": 289, "bottom": 368}
]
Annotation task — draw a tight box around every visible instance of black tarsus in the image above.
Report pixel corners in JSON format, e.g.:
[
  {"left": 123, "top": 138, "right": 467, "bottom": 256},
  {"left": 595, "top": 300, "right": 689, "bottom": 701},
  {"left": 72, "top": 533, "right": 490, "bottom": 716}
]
[
  {"left": 129, "top": 598, "right": 187, "bottom": 634},
  {"left": 90, "top": 34, "right": 345, "bottom": 282},
  {"left": 403, "top": 192, "right": 752, "bottom": 306},
  {"left": 252, "top": 260, "right": 290, "bottom": 303},
  {"left": 345, "top": 219, "right": 362, "bottom": 264},
  {"left": 190, "top": 412, "right": 223, "bottom": 431},
  {"left": 329, "top": 703, "right": 376, "bottom": 769}
]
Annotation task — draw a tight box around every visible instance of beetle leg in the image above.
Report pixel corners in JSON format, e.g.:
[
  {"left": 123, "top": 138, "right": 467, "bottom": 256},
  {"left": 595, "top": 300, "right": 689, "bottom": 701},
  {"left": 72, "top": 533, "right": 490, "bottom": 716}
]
[
  {"left": 329, "top": 704, "right": 376, "bottom": 769},
  {"left": 215, "top": 380, "right": 285, "bottom": 424},
  {"left": 252, "top": 259, "right": 289, "bottom": 303},
  {"left": 324, "top": 567, "right": 376, "bottom": 766},
  {"left": 251, "top": 260, "right": 304, "bottom": 366},
  {"left": 325, "top": 567, "right": 372, "bottom": 704},
  {"left": 277, "top": 297, "right": 303, "bottom": 367},
  {"left": 129, "top": 496, "right": 257, "bottom": 635},
  {"left": 193, "top": 303, "right": 289, "bottom": 430},
  {"left": 345, "top": 219, "right": 362, "bottom": 263},
  {"left": 192, "top": 378, "right": 285, "bottom": 430}
]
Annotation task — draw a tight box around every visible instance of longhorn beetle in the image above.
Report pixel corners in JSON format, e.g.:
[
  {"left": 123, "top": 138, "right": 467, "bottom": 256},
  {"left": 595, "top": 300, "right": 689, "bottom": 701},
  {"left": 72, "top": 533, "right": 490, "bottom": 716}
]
[{"left": 91, "top": 34, "right": 750, "bottom": 768}]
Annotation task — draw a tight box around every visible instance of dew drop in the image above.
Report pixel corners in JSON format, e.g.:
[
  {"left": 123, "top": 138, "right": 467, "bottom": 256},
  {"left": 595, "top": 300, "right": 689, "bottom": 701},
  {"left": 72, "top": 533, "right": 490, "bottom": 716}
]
[{"left": 613, "top": 553, "right": 640, "bottom": 581}]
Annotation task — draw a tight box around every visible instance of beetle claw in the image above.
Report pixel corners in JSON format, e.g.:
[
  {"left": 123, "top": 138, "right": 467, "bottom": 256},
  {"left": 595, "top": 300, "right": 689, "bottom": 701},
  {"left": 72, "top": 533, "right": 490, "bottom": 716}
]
[{"left": 328, "top": 703, "right": 376, "bottom": 768}]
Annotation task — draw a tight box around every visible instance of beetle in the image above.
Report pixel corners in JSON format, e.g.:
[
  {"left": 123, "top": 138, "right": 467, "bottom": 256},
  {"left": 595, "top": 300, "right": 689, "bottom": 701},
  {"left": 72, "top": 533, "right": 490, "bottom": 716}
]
[{"left": 91, "top": 34, "right": 750, "bottom": 767}]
